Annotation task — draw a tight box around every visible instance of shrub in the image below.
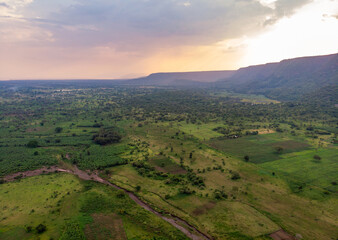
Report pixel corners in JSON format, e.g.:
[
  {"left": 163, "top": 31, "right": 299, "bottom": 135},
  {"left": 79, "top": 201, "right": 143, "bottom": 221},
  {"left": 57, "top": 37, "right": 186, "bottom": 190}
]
[
  {"left": 275, "top": 146, "right": 283, "bottom": 154},
  {"left": 55, "top": 127, "right": 63, "bottom": 133},
  {"left": 244, "top": 155, "right": 249, "bottom": 162},
  {"left": 35, "top": 224, "right": 47, "bottom": 233},
  {"left": 25, "top": 226, "right": 33, "bottom": 233},
  {"left": 27, "top": 140, "right": 38, "bottom": 148},
  {"left": 179, "top": 186, "right": 193, "bottom": 195},
  {"left": 214, "top": 189, "right": 228, "bottom": 200},
  {"left": 116, "top": 189, "right": 125, "bottom": 198},
  {"left": 231, "top": 172, "right": 241, "bottom": 180}
]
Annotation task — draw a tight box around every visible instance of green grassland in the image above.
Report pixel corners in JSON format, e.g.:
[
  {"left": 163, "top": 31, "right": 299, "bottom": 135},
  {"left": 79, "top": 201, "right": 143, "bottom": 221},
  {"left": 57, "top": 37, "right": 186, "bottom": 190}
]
[
  {"left": 106, "top": 122, "right": 338, "bottom": 240},
  {"left": 208, "top": 133, "right": 311, "bottom": 164},
  {"left": 178, "top": 122, "right": 224, "bottom": 140},
  {"left": 211, "top": 91, "right": 280, "bottom": 104},
  {"left": 0, "top": 173, "right": 83, "bottom": 240},
  {"left": 0, "top": 173, "right": 189, "bottom": 240},
  {"left": 261, "top": 148, "right": 338, "bottom": 198}
]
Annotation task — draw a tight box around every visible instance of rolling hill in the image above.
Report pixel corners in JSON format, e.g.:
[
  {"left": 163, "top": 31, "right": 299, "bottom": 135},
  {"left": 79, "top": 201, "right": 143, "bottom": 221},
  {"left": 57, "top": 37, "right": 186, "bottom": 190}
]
[
  {"left": 121, "top": 53, "right": 338, "bottom": 101},
  {"left": 121, "top": 70, "right": 235, "bottom": 86},
  {"left": 216, "top": 53, "right": 338, "bottom": 100}
]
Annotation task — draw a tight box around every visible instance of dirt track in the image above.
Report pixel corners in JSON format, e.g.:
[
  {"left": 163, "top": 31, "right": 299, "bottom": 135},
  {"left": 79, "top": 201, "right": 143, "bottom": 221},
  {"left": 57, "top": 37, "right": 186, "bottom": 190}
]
[{"left": 3, "top": 166, "right": 210, "bottom": 240}]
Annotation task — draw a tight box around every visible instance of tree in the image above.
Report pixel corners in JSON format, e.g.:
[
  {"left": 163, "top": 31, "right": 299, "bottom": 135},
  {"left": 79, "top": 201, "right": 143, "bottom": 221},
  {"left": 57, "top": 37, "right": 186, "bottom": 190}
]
[
  {"left": 35, "top": 224, "right": 47, "bottom": 233},
  {"left": 244, "top": 155, "right": 249, "bottom": 162},
  {"left": 55, "top": 127, "right": 63, "bottom": 133},
  {"left": 27, "top": 140, "right": 38, "bottom": 148}
]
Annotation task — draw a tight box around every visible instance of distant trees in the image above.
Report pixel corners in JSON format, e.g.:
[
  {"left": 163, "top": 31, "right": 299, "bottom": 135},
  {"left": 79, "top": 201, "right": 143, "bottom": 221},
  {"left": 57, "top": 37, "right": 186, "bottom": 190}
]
[{"left": 92, "top": 128, "right": 122, "bottom": 145}]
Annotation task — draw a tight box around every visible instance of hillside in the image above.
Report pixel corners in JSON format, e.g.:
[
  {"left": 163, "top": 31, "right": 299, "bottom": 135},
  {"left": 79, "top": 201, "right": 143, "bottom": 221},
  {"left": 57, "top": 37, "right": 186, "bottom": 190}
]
[
  {"left": 216, "top": 53, "right": 338, "bottom": 101},
  {"left": 119, "top": 54, "right": 338, "bottom": 101},
  {"left": 122, "top": 70, "right": 235, "bottom": 86}
]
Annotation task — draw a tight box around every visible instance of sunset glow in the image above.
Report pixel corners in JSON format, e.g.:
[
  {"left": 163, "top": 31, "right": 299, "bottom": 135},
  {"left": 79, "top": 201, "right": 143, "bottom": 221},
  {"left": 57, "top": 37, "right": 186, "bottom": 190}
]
[{"left": 0, "top": 0, "right": 337, "bottom": 79}]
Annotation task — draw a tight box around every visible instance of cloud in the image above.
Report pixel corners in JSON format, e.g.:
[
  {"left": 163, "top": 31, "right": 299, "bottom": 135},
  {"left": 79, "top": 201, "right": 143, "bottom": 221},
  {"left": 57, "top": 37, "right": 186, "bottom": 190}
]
[
  {"left": 0, "top": 2, "right": 9, "bottom": 8},
  {"left": 3, "top": 0, "right": 312, "bottom": 51},
  {"left": 322, "top": 13, "right": 338, "bottom": 19},
  {"left": 0, "top": 0, "right": 320, "bottom": 79},
  {"left": 262, "top": 0, "right": 313, "bottom": 25}
]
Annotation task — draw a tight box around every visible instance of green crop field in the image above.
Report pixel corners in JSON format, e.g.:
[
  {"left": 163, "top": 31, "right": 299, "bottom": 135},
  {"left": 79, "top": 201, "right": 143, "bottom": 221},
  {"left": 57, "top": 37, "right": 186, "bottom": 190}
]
[{"left": 0, "top": 147, "right": 59, "bottom": 176}]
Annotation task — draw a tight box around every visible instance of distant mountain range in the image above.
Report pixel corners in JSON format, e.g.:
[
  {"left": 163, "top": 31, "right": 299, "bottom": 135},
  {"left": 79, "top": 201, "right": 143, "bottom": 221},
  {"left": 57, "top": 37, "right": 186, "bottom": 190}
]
[
  {"left": 122, "top": 70, "right": 235, "bottom": 86},
  {"left": 216, "top": 53, "right": 338, "bottom": 100},
  {"left": 121, "top": 53, "right": 337, "bottom": 101},
  {"left": 3, "top": 53, "right": 337, "bottom": 101}
]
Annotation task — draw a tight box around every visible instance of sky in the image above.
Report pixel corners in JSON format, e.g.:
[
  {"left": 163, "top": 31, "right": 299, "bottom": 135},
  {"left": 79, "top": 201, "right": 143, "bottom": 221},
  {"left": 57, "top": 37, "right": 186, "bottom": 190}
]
[{"left": 0, "top": 0, "right": 337, "bottom": 80}]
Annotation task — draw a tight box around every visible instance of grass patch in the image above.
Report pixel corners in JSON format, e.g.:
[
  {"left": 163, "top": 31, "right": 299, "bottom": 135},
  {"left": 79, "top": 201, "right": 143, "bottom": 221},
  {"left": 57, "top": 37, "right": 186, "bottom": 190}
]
[
  {"left": 208, "top": 134, "right": 311, "bottom": 164},
  {"left": 178, "top": 122, "right": 224, "bottom": 140},
  {"left": 261, "top": 148, "right": 338, "bottom": 198},
  {"left": 149, "top": 156, "right": 186, "bottom": 174},
  {"left": 0, "top": 173, "right": 83, "bottom": 240}
]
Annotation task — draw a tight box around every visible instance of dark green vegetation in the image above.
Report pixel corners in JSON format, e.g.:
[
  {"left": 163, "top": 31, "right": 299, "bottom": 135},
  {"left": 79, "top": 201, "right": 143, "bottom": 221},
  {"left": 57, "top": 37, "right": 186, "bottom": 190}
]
[{"left": 0, "top": 73, "right": 337, "bottom": 240}]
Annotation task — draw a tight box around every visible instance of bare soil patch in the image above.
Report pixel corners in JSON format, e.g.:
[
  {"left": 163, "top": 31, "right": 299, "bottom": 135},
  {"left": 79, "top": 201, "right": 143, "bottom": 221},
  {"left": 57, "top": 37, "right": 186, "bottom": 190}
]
[
  {"left": 250, "top": 129, "right": 275, "bottom": 134},
  {"left": 192, "top": 201, "right": 216, "bottom": 216},
  {"left": 85, "top": 214, "right": 127, "bottom": 240},
  {"left": 269, "top": 229, "right": 296, "bottom": 240},
  {"left": 3, "top": 166, "right": 60, "bottom": 181}
]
